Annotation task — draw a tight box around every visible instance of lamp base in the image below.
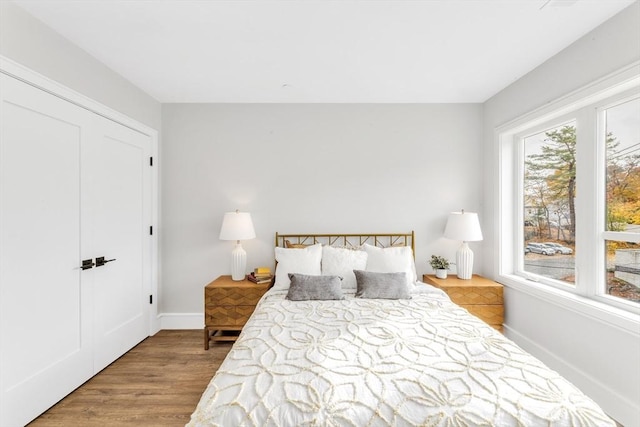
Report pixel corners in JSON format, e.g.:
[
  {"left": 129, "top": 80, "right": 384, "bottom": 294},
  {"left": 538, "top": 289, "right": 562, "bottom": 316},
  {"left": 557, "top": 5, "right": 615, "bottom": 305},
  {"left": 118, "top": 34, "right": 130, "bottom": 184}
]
[
  {"left": 456, "top": 242, "right": 474, "bottom": 280},
  {"left": 230, "top": 243, "right": 247, "bottom": 281}
]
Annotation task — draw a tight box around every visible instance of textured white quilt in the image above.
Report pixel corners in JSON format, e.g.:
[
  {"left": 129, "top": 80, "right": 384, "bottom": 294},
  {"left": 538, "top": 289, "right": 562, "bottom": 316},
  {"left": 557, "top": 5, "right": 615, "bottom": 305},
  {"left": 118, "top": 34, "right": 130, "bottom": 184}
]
[{"left": 188, "top": 284, "right": 614, "bottom": 427}]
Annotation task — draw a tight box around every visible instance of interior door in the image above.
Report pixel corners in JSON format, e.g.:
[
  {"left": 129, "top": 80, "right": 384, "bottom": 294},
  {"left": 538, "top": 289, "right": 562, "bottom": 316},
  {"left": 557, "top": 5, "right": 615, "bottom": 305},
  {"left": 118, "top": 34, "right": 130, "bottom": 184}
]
[
  {"left": 0, "top": 74, "right": 94, "bottom": 427},
  {"left": 0, "top": 72, "right": 153, "bottom": 426},
  {"left": 89, "top": 117, "right": 151, "bottom": 371}
]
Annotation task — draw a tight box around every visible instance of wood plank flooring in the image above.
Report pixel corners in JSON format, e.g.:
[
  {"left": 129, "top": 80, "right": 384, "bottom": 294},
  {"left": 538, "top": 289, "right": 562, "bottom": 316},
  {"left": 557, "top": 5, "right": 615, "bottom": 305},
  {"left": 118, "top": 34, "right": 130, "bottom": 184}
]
[{"left": 28, "top": 330, "right": 232, "bottom": 427}]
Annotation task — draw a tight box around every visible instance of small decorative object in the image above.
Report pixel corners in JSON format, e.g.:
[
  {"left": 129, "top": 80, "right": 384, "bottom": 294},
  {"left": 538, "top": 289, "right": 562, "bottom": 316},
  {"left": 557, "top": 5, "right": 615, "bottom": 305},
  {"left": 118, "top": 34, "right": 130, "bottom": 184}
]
[
  {"left": 429, "top": 255, "right": 450, "bottom": 279},
  {"left": 444, "top": 210, "right": 483, "bottom": 280},
  {"left": 219, "top": 210, "right": 256, "bottom": 281}
]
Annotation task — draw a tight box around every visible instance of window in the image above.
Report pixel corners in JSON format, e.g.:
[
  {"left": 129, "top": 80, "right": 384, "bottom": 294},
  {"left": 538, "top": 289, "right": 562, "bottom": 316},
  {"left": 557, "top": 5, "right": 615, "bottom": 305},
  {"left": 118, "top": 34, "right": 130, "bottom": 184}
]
[
  {"left": 523, "top": 121, "right": 577, "bottom": 286},
  {"left": 603, "top": 97, "right": 640, "bottom": 303},
  {"left": 499, "top": 68, "right": 640, "bottom": 314}
]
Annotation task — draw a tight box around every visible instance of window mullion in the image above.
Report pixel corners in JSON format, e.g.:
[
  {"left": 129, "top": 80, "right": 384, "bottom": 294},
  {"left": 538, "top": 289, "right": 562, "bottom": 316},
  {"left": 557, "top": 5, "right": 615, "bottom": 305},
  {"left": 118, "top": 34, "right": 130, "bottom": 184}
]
[
  {"left": 594, "top": 106, "right": 609, "bottom": 299},
  {"left": 514, "top": 136, "right": 525, "bottom": 274},
  {"left": 603, "top": 231, "right": 640, "bottom": 243},
  {"left": 574, "top": 107, "right": 601, "bottom": 297}
]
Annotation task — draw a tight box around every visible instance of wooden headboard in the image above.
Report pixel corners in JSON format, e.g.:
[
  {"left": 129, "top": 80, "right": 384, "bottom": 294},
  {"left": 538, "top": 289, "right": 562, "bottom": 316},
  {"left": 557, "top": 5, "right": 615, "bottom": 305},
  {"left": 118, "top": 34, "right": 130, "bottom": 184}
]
[{"left": 275, "top": 232, "right": 415, "bottom": 257}]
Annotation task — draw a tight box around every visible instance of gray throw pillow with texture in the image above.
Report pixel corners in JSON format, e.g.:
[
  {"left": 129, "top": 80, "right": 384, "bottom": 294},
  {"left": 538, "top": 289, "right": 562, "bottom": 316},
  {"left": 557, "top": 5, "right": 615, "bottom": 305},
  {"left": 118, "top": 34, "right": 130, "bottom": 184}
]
[
  {"left": 354, "top": 270, "right": 411, "bottom": 299},
  {"left": 286, "top": 273, "right": 344, "bottom": 301}
]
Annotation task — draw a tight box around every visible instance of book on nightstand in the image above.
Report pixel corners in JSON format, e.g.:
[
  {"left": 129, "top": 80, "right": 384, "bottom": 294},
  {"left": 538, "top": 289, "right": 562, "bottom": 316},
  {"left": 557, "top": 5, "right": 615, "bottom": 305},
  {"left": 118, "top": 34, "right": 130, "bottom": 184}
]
[
  {"left": 254, "top": 267, "right": 271, "bottom": 276},
  {"left": 247, "top": 271, "right": 273, "bottom": 284}
]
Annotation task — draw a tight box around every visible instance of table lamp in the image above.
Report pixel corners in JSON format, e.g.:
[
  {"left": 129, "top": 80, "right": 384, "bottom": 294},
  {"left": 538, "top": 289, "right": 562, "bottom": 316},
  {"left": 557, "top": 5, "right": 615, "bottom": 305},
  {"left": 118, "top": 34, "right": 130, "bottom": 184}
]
[
  {"left": 444, "top": 210, "right": 483, "bottom": 280},
  {"left": 219, "top": 210, "right": 256, "bottom": 281}
]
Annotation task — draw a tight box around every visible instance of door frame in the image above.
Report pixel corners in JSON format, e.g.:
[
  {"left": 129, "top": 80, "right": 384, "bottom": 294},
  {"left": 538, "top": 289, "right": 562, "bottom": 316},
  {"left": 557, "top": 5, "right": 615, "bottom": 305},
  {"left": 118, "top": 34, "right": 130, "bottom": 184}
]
[{"left": 0, "top": 55, "right": 160, "bottom": 335}]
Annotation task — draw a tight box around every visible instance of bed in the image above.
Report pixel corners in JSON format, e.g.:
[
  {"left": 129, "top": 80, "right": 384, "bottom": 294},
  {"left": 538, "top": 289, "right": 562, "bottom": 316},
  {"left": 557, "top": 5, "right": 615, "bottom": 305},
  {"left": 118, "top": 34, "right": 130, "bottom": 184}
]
[{"left": 188, "top": 232, "right": 615, "bottom": 426}]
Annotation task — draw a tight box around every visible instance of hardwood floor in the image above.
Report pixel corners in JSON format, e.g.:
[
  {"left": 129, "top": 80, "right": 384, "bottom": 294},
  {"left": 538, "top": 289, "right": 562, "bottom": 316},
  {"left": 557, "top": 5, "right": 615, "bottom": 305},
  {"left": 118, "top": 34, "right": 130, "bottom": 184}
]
[{"left": 28, "top": 330, "right": 232, "bottom": 427}]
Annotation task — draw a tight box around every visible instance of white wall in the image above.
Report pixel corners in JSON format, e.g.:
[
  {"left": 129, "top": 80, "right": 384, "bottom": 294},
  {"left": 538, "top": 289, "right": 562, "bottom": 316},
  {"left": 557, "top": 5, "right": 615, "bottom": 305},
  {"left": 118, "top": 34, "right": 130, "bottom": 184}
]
[
  {"left": 0, "top": 2, "right": 161, "bottom": 130},
  {"left": 160, "top": 103, "right": 483, "bottom": 317},
  {"left": 482, "top": 2, "right": 640, "bottom": 425}
]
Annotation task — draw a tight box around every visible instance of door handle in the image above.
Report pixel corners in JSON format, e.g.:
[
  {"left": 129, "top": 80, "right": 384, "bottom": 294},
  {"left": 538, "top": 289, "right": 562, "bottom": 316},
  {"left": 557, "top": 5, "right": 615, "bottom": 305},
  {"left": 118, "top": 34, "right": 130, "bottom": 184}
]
[
  {"left": 95, "top": 256, "right": 116, "bottom": 267},
  {"left": 81, "top": 259, "right": 95, "bottom": 270}
]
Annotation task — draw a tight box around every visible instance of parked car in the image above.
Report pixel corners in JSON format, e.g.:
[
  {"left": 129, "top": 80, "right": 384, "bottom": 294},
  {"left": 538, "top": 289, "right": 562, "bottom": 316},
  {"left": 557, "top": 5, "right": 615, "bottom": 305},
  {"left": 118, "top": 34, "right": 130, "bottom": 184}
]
[
  {"left": 525, "top": 242, "right": 556, "bottom": 255},
  {"left": 542, "top": 242, "right": 573, "bottom": 254}
]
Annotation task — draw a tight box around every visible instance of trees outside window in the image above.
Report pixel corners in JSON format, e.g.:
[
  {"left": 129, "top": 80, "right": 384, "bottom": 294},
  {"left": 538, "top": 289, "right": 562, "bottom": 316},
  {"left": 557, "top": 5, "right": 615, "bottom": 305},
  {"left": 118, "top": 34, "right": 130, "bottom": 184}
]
[{"left": 523, "top": 122, "right": 577, "bottom": 285}]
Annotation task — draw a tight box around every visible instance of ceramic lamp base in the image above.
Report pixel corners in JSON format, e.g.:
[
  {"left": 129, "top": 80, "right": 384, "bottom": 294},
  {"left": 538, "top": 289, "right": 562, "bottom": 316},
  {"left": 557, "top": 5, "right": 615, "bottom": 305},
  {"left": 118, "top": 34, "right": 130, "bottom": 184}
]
[
  {"left": 230, "top": 242, "right": 247, "bottom": 281},
  {"left": 456, "top": 241, "right": 474, "bottom": 280}
]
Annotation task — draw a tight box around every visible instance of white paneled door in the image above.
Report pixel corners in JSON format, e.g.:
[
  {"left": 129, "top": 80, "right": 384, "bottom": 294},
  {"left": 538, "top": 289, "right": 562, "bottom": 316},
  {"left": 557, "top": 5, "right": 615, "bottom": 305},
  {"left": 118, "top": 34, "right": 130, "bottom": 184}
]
[
  {"left": 0, "top": 73, "right": 94, "bottom": 427},
  {"left": 89, "top": 116, "right": 151, "bottom": 372},
  {"left": 0, "top": 73, "right": 152, "bottom": 426}
]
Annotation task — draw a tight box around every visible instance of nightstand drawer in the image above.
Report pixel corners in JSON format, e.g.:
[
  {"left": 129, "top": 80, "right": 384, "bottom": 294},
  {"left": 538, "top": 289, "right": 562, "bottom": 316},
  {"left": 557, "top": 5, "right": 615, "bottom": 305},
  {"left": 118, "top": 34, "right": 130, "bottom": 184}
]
[
  {"left": 205, "top": 305, "right": 257, "bottom": 326},
  {"left": 446, "top": 286, "right": 503, "bottom": 305},
  {"left": 205, "top": 287, "right": 265, "bottom": 306},
  {"left": 463, "top": 304, "right": 504, "bottom": 325}
]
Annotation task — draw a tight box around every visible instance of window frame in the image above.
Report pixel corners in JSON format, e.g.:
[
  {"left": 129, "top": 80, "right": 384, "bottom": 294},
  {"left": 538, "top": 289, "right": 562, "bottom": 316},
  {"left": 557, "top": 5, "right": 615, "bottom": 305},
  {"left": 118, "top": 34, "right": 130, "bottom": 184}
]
[
  {"left": 497, "top": 62, "right": 640, "bottom": 333},
  {"left": 596, "top": 93, "right": 640, "bottom": 307},
  {"left": 515, "top": 114, "right": 579, "bottom": 292}
]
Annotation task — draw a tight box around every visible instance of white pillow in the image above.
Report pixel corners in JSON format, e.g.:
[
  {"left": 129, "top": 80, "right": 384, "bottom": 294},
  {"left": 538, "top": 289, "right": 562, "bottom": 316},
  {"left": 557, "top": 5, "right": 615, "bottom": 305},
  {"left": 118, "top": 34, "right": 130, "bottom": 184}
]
[
  {"left": 273, "top": 244, "right": 322, "bottom": 289},
  {"left": 321, "top": 245, "right": 368, "bottom": 290},
  {"left": 363, "top": 243, "right": 417, "bottom": 288}
]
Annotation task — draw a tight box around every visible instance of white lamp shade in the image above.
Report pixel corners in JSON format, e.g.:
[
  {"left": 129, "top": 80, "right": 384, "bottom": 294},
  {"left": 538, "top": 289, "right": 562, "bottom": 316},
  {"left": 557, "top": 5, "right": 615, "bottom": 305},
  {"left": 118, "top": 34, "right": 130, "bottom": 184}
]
[
  {"left": 443, "top": 211, "right": 483, "bottom": 242},
  {"left": 219, "top": 211, "right": 256, "bottom": 241}
]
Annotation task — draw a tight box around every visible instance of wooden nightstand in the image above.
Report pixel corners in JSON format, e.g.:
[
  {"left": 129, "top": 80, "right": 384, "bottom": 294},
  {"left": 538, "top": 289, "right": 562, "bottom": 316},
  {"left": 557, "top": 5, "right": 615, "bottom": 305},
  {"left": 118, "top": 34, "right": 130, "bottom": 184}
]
[
  {"left": 204, "top": 275, "right": 270, "bottom": 350},
  {"left": 422, "top": 274, "right": 504, "bottom": 332}
]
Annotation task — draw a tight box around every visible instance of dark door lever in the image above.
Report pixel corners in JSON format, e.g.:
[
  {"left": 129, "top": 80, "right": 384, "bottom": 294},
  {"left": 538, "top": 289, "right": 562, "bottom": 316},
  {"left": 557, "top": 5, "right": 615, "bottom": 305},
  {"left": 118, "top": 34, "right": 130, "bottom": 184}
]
[
  {"left": 95, "top": 256, "right": 116, "bottom": 267},
  {"left": 81, "top": 259, "right": 95, "bottom": 270}
]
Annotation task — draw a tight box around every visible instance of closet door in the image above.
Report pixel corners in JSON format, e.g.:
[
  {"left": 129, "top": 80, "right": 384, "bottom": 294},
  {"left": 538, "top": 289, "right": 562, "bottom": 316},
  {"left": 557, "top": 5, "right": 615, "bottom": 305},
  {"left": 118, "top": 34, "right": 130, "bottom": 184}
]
[
  {"left": 0, "top": 73, "right": 153, "bottom": 426},
  {"left": 89, "top": 117, "right": 151, "bottom": 371},
  {"left": 0, "top": 74, "right": 94, "bottom": 427}
]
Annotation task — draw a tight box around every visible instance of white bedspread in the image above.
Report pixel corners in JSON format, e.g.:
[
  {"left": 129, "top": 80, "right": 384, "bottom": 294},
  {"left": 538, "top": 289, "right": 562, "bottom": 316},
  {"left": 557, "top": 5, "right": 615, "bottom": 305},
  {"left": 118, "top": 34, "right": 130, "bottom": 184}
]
[{"left": 188, "top": 284, "right": 614, "bottom": 426}]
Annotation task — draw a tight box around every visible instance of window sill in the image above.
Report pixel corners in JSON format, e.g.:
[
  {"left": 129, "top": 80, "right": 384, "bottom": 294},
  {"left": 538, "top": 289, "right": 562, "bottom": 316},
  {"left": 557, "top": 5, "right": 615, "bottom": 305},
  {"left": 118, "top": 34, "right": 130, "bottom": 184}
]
[{"left": 497, "top": 273, "right": 640, "bottom": 336}]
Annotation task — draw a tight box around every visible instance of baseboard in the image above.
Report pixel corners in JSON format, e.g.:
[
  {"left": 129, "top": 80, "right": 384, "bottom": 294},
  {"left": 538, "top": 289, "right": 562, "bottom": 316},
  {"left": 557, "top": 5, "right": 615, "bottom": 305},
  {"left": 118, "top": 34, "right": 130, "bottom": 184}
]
[
  {"left": 504, "top": 324, "right": 639, "bottom": 426},
  {"left": 157, "top": 312, "right": 203, "bottom": 330}
]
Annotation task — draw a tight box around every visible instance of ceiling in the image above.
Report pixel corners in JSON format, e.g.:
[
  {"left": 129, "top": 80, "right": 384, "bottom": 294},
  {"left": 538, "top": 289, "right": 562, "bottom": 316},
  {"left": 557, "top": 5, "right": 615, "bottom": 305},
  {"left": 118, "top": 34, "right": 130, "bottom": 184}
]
[{"left": 12, "top": 0, "right": 636, "bottom": 103}]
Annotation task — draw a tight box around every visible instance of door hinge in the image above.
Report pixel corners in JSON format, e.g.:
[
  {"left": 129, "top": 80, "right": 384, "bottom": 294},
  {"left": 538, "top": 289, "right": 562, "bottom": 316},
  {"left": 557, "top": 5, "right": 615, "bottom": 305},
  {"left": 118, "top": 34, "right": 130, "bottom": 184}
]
[
  {"left": 149, "top": 156, "right": 153, "bottom": 166},
  {"left": 149, "top": 295, "right": 153, "bottom": 304},
  {"left": 149, "top": 226, "right": 153, "bottom": 235}
]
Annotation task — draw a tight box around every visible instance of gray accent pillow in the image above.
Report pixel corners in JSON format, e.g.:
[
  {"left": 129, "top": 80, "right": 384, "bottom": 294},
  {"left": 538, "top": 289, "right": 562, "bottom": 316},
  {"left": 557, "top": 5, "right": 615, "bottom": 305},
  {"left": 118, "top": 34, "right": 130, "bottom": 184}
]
[
  {"left": 286, "top": 274, "right": 344, "bottom": 301},
  {"left": 354, "top": 270, "right": 411, "bottom": 300}
]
